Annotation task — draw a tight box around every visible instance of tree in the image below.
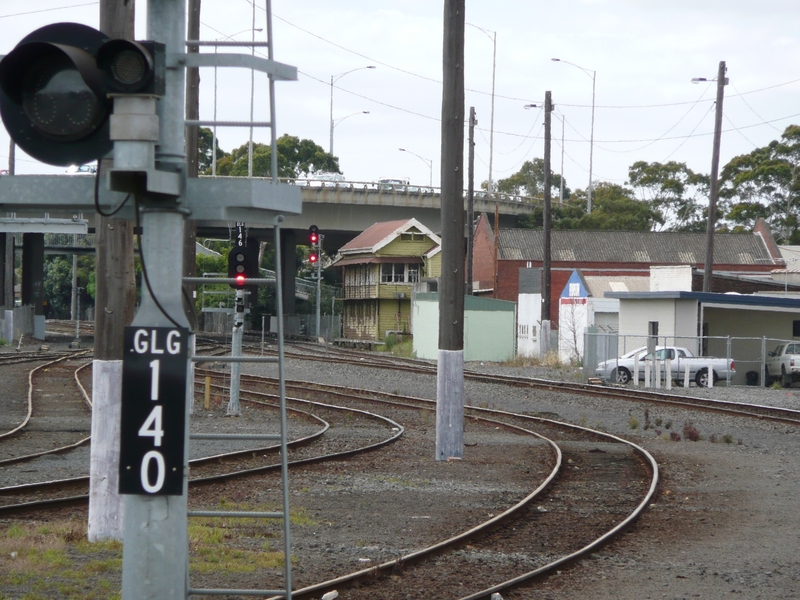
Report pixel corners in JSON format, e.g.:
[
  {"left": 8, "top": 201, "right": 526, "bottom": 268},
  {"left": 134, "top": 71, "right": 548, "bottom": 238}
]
[
  {"left": 719, "top": 125, "right": 800, "bottom": 243},
  {"left": 495, "top": 158, "right": 569, "bottom": 200},
  {"left": 212, "top": 134, "right": 340, "bottom": 179},
  {"left": 197, "top": 127, "right": 228, "bottom": 173},
  {"left": 43, "top": 255, "right": 94, "bottom": 319},
  {"left": 517, "top": 184, "right": 662, "bottom": 231},
  {"left": 628, "top": 161, "right": 708, "bottom": 231}
]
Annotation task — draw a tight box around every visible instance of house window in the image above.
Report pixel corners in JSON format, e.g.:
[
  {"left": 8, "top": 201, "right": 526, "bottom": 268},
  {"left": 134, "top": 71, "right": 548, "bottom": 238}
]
[
  {"left": 381, "top": 263, "right": 420, "bottom": 283},
  {"left": 381, "top": 263, "right": 405, "bottom": 282}
]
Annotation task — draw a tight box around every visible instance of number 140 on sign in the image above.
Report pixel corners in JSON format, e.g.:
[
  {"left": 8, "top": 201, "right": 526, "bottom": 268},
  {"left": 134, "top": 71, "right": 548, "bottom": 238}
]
[{"left": 119, "top": 327, "right": 188, "bottom": 496}]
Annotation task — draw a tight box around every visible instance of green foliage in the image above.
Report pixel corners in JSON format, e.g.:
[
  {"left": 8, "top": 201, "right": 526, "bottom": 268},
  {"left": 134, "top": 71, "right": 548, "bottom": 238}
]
[
  {"left": 720, "top": 125, "right": 800, "bottom": 243},
  {"left": 43, "top": 255, "right": 95, "bottom": 319},
  {"left": 211, "top": 135, "right": 340, "bottom": 179},
  {"left": 628, "top": 160, "right": 708, "bottom": 231},
  {"left": 495, "top": 158, "right": 569, "bottom": 200},
  {"left": 197, "top": 127, "right": 229, "bottom": 173}
]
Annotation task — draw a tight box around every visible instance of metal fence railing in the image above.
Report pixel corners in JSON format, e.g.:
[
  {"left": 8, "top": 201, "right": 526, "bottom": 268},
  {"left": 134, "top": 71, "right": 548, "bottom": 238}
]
[{"left": 584, "top": 331, "right": 799, "bottom": 388}]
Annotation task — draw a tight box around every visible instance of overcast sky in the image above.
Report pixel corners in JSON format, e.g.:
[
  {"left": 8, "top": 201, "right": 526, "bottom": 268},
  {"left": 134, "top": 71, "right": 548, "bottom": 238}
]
[{"left": 2, "top": 0, "right": 800, "bottom": 196}]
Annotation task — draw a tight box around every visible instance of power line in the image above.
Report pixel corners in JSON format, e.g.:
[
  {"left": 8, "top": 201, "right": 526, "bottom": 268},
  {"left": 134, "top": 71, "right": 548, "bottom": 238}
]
[{"left": 0, "top": 2, "right": 97, "bottom": 19}]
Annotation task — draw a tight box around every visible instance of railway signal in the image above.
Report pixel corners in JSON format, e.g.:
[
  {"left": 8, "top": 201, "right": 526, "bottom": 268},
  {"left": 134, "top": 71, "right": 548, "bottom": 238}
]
[
  {"left": 309, "top": 224, "right": 319, "bottom": 245},
  {"left": 0, "top": 22, "right": 165, "bottom": 166},
  {"left": 227, "top": 244, "right": 259, "bottom": 288}
]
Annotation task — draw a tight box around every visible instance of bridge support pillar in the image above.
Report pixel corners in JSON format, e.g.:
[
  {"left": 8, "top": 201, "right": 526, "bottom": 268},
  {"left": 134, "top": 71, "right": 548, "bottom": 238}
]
[
  {"left": 21, "top": 233, "right": 44, "bottom": 339},
  {"left": 280, "top": 229, "right": 297, "bottom": 315}
]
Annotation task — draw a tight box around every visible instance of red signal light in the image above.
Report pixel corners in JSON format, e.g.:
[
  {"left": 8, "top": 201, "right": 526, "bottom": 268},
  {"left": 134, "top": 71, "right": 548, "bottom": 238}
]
[
  {"left": 309, "top": 224, "right": 319, "bottom": 245},
  {"left": 309, "top": 252, "right": 318, "bottom": 264},
  {"left": 236, "top": 274, "right": 245, "bottom": 285}
]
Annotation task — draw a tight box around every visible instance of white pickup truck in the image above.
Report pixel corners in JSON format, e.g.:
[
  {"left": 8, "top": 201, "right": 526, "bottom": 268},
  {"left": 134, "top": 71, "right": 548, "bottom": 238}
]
[
  {"left": 595, "top": 346, "right": 735, "bottom": 387},
  {"left": 765, "top": 343, "right": 800, "bottom": 386}
]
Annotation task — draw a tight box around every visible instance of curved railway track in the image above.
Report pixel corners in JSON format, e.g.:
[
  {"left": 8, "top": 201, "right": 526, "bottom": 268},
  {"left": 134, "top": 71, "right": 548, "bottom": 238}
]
[
  {"left": 0, "top": 373, "right": 405, "bottom": 515},
  {"left": 3, "top": 340, "right": 799, "bottom": 598}
]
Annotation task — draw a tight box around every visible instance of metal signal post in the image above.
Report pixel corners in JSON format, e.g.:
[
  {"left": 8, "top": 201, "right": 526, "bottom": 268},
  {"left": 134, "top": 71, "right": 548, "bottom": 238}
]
[{"left": 0, "top": 0, "right": 302, "bottom": 596}]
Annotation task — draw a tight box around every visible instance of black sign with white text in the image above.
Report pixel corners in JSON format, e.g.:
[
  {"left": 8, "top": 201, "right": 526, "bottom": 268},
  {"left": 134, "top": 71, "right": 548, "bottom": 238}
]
[{"left": 119, "top": 327, "right": 188, "bottom": 496}]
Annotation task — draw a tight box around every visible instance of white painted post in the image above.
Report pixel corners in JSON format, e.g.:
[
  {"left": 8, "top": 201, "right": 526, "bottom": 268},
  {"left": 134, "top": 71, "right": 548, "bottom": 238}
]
[
  {"left": 633, "top": 352, "right": 641, "bottom": 386},
  {"left": 644, "top": 360, "right": 651, "bottom": 388},
  {"left": 436, "top": 349, "right": 464, "bottom": 460},
  {"left": 707, "top": 362, "right": 714, "bottom": 388},
  {"left": 665, "top": 358, "right": 672, "bottom": 390},
  {"left": 88, "top": 360, "right": 124, "bottom": 541},
  {"left": 654, "top": 357, "right": 661, "bottom": 389},
  {"left": 684, "top": 363, "right": 691, "bottom": 388}
]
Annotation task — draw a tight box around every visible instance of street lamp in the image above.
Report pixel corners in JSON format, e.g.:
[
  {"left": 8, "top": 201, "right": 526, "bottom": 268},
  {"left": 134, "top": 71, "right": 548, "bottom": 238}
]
[
  {"left": 330, "top": 66, "right": 376, "bottom": 154},
  {"left": 331, "top": 111, "right": 370, "bottom": 149},
  {"left": 399, "top": 147, "right": 433, "bottom": 187},
  {"left": 692, "top": 61, "right": 728, "bottom": 293},
  {"left": 552, "top": 57, "right": 595, "bottom": 213},
  {"left": 467, "top": 23, "right": 497, "bottom": 193}
]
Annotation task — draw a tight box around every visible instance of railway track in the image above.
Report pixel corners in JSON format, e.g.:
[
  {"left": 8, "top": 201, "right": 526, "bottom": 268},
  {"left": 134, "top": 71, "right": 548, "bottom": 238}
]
[
  {"left": 191, "top": 368, "right": 660, "bottom": 600},
  {"left": 0, "top": 370, "right": 405, "bottom": 515},
  {"left": 3, "top": 340, "right": 798, "bottom": 598}
]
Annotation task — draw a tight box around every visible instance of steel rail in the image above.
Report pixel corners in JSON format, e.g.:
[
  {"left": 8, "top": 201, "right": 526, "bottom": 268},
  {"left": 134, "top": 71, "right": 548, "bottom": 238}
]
[
  {"left": 0, "top": 351, "right": 91, "bottom": 442},
  {"left": 0, "top": 386, "right": 401, "bottom": 516}
]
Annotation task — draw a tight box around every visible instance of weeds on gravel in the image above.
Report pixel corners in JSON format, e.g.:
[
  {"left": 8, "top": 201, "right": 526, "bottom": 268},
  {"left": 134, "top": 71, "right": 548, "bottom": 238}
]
[
  {"left": 378, "top": 335, "right": 415, "bottom": 358},
  {"left": 670, "top": 431, "right": 681, "bottom": 441},
  {"left": 683, "top": 423, "right": 701, "bottom": 442},
  {"left": 628, "top": 416, "right": 639, "bottom": 430},
  {"left": 0, "top": 519, "right": 122, "bottom": 599}
]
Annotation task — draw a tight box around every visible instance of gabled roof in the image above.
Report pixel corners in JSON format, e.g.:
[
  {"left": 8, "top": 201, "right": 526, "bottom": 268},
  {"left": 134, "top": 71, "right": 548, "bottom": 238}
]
[
  {"left": 339, "top": 218, "right": 440, "bottom": 255},
  {"left": 498, "top": 229, "right": 776, "bottom": 266}
]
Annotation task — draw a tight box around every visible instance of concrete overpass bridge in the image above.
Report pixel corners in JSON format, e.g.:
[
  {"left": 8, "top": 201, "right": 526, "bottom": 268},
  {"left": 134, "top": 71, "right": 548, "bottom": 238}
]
[
  {"left": 196, "top": 178, "right": 539, "bottom": 253},
  {"left": 0, "top": 175, "right": 540, "bottom": 317}
]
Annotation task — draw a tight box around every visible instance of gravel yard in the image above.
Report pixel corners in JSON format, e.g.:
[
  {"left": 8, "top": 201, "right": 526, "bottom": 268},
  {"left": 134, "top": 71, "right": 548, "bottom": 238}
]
[{"left": 3, "top": 335, "right": 800, "bottom": 598}]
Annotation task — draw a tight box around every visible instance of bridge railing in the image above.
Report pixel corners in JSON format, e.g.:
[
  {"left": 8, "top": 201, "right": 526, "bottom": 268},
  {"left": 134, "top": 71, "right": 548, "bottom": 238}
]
[{"left": 282, "top": 178, "right": 538, "bottom": 205}]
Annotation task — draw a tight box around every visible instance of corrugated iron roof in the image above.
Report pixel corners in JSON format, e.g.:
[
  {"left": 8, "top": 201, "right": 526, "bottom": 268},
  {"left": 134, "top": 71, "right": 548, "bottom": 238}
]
[
  {"left": 340, "top": 219, "right": 413, "bottom": 252},
  {"left": 499, "top": 229, "right": 774, "bottom": 265}
]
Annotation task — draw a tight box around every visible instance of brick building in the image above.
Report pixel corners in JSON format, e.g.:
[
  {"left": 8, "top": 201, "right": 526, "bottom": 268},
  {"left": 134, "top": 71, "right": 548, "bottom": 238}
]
[{"left": 472, "top": 214, "right": 787, "bottom": 327}]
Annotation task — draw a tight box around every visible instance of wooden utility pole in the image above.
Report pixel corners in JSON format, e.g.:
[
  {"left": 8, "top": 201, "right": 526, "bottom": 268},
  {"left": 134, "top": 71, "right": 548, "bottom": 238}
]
[
  {"left": 703, "top": 61, "right": 727, "bottom": 293},
  {"left": 89, "top": 0, "right": 137, "bottom": 542},
  {"left": 542, "top": 91, "right": 552, "bottom": 323},
  {"left": 436, "top": 0, "right": 465, "bottom": 461},
  {"left": 183, "top": 0, "right": 200, "bottom": 328},
  {"left": 3, "top": 142, "right": 14, "bottom": 309},
  {"left": 466, "top": 106, "right": 476, "bottom": 295}
]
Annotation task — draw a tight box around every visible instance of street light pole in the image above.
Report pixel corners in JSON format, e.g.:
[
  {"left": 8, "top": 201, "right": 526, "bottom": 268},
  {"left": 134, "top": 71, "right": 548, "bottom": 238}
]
[
  {"left": 399, "top": 147, "right": 433, "bottom": 187},
  {"left": 329, "top": 66, "right": 375, "bottom": 154},
  {"left": 467, "top": 24, "right": 496, "bottom": 193},
  {"left": 552, "top": 58, "right": 595, "bottom": 213},
  {"left": 693, "top": 61, "right": 728, "bottom": 293},
  {"left": 331, "top": 111, "right": 369, "bottom": 154}
]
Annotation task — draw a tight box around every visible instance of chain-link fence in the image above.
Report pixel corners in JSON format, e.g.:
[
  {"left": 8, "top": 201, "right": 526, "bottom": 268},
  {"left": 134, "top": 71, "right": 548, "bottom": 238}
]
[{"left": 584, "top": 331, "right": 799, "bottom": 388}]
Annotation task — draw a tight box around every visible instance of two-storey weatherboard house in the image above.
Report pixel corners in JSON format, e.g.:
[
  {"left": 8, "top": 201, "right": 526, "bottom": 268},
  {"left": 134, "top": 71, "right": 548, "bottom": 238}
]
[{"left": 332, "top": 218, "right": 441, "bottom": 341}]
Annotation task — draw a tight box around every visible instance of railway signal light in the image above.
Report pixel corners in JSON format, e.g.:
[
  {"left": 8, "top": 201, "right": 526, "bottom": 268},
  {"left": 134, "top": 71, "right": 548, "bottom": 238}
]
[
  {"left": 0, "top": 22, "right": 165, "bottom": 166},
  {"left": 309, "top": 225, "right": 319, "bottom": 245},
  {"left": 227, "top": 245, "right": 258, "bottom": 289},
  {"left": 308, "top": 251, "right": 319, "bottom": 265}
]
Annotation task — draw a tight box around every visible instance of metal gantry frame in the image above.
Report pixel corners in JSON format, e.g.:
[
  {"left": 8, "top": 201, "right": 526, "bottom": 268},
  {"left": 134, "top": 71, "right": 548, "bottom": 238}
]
[
  {"left": 182, "top": 2, "right": 292, "bottom": 596},
  {"left": 185, "top": 218, "right": 292, "bottom": 598}
]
